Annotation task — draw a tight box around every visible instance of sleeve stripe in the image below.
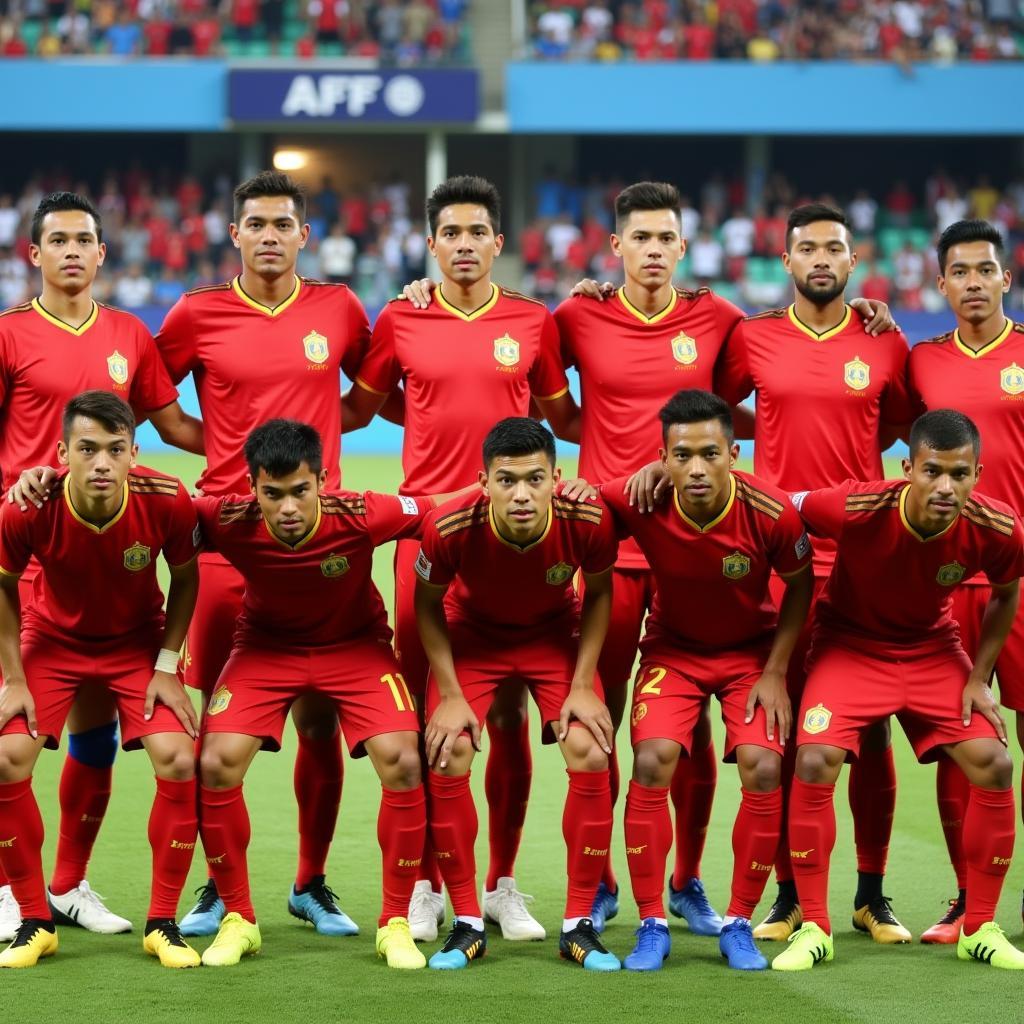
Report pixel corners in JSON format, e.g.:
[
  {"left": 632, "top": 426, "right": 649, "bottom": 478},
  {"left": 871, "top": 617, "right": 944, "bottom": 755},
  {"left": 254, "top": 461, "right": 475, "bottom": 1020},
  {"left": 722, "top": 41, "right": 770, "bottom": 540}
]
[
  {"left": 0, "top": 564, "right": 23, "bottom": 578},
  {"left": 534, "top": 385, "right": 569, "bottom": 402},
  {"left": 354, "top": 377, "right": 389, "bottom": 397},
  {"left": 777, "top": 565, "right": 811, "bottom": 579},
  {"left": 166, "top": 553, "right": 200, "bottom": 570}
]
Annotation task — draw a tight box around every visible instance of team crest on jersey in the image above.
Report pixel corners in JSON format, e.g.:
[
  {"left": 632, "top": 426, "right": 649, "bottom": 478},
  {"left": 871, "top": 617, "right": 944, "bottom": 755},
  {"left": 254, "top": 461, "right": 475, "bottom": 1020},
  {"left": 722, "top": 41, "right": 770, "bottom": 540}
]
[
  {"left": 493, "top": 333, "right": 520, "bottom": 367},
  {"left": 208, "top": 687, "right": 232, "bottom": 716},
  {"left": 1001, "top": 362, "right": 1024, "bottom": 396},
  {"left": 106, "top": 350, "right": 129, "bottom": 385},
  {"left": 631, "top": 702, "right": 648, "bottom": 726},
  {"left": 722, "top": 551, "right": 751, "bottom": 580},
  {"left": 123, "top": 541, "right": 151, "bottom": 572},
  {"left": 803, "top": 703, "right": 832, "bottom": 735},
  {"left": 320, "top": 553, "right": 349, "bottom": 578},
  {"left": 671, "top": 332, "right": 698, "bottom": 365},
  {"left": 936, "top": 561, "right": 966, "bottom": 586},
  {"left": 303, "top": 330, "right": 329, "bottom": 364},
  {"left": 546, "top": 561, "right": 574, "bottom": 586},
  {"left": 844, "top": 356, "right": 870, "bottom": 391}
]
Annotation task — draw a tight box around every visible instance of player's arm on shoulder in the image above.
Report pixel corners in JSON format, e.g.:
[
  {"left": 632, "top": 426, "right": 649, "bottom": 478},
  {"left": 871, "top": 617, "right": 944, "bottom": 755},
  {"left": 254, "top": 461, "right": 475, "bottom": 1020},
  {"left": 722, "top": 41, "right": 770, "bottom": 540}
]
[
  {"left": 849, "top": 296, "right": 897, "bottom": 337},
  {"left": 147, "top": 400, "right": 205, "bottom": 455},
  {"left": 961, "top": 578, "right": 1018, "bottom": 744},
  {"left": 569, "top": 278, "right": 615, "bottom": 300},
  {"left": 624, "top": 460, "right": 672, "bottom": 513},
  {"left": 788, "top": 483, "right": 848, "bottom": 540},
  {"left": 0, "top": 575, "right": 34, "bottom": 735},
  {"left": 400, "top": 277, "right": 437, "bottom": 309},
  {"left": 7, "top": 465, "right": 59, "bottom": 511}
]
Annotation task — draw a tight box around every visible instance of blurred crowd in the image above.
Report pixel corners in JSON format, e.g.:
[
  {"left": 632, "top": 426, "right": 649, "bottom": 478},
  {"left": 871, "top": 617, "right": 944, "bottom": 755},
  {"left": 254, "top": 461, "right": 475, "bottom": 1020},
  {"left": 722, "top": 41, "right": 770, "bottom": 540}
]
[
  {"left": 0, "top": 0, "right": 470, "bottom": 60},
  {"left": 527, "top": 0, "right": 1024, "bottom": 62}
]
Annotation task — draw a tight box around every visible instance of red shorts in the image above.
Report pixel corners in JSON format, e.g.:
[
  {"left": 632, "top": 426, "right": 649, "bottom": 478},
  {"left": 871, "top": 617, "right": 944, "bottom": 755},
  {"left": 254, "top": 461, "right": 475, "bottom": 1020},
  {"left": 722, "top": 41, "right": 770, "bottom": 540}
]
[
  {"left": 951, "top": 585, "right": 1024, "bottom": 712},
  {"left": 182, "top": 555, "right": 244, "bottom": 694},
  {"left": 0, "top": 629, "right": 187, "bottom": 750},
  {"left": 629, "top": 642, "right": 783, "bottom": 759},
  {"left": 202, "top": 637, "right": 419, "bottom": 756},
  {"left": 593, "top": 568, "right": 655, "bottom": 695},
  {"left": 768, "top": 572, "right": 828, "bottom": 704},
  {"left": 394, "top": 538, "right": 429, "bottom": 698},
  {"left": 424, "top": 622, "right": 598, "bottom": 744},
  {"left": 797, "top": 640, "right": 999, "bottom": 762}
]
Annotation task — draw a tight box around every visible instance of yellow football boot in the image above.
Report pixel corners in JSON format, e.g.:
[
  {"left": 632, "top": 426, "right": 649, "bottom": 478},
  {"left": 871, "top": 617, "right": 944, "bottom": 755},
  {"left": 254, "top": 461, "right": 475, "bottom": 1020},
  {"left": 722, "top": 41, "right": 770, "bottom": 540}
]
[
  {"left": 753, "top": 893, "right": 802, "bottom": 941},
  {"left": 0, "top": 920, "right": 58, "bottom": 968},
  {"left": 852, "top": 896, "right": 911, "bottom": 944},
  {"left": 143, "top": 920, "right": 201, "bottom": 968},
  {"left": 200, "top": 912, "right": 262, "bottom": 966},
  {"left": 376, "top": 917, "right": 427, "bottom": 969}
]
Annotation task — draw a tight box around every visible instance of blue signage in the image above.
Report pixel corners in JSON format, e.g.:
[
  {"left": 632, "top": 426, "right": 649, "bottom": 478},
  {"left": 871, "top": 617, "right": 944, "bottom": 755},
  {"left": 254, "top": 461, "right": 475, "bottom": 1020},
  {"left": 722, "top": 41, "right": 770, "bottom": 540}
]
[{"left": 229, "top": 68, "right": 479, "bottom": 124}]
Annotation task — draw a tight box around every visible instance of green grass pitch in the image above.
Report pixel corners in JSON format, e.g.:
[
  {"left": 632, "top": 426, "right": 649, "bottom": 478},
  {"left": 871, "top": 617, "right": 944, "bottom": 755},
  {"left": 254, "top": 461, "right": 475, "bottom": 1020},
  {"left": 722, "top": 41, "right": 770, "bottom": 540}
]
[{"left": 10, "top": 453, "right": 1024, "bottom": 1023}]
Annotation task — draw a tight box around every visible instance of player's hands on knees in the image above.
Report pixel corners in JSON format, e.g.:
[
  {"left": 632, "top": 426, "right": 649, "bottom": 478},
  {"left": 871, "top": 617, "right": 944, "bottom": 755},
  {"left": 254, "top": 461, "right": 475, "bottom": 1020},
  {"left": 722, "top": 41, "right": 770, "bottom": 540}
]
[
  {"left": 569, "top": 279, "right": 615, "bottom": 301},
  {"left": 625, "top": 460, "right": 671, "bottom": 513},
  {"left": 401, "top": 278, "right": 437, "bottom": 309},
  {"left": 145, "top": 670, "right": 199, "bottom": 739},
  {"left": 745, "top": 669, "right": 791, "bottom": 744},
  {"left": 558, "top": 478, "right": 598, "bottom": 502},
  {"left": 961, "top": 676, "right": 1007, "bottom": 745},
  {"left": 0, "top": 679, "right": 37, "bottom": 737},
  {"left": 850, "top": 297, "right": 897, "bottom": 337},
  {"left": 559, "top": 687, "right": 613, "bottom": 754},
  {"left": 8, "top": 465, "right": 58, "bottom": 511},
  {"left": 425, "top": 695, "right": 480, "bottom": 769}
]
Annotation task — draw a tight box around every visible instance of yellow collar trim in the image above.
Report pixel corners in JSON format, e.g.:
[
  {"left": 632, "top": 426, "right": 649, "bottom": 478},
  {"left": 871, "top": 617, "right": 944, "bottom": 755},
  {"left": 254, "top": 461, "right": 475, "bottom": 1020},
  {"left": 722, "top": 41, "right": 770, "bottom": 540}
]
[
  {"left": 673, "top": 474, "right": 736, "bottom": 534},
  {"left": 32, "top": 297, "right": 98, "bottom": 336},
  {"left": 787, "top": 303, "right": 852, "bottom": 342},
  {"left": 64, "top": 480, "right": 129, "bottom": 534},
  {"left": 231, "top": 275, "right": 301, "bottom": 317},
  {"left": 435, "top": 282, "right": 499, "bottom": 322},
  {"left": 898, "top": 485, "right": 957, "bottom": 543},
  {"left": 488, "top": 503, "right": 552, "bottom": 553},
  {"left": 617, "top": 286, "right": 678, "bottom": 325},
  {"left": 954, "top": 318, "right": 1012, "bottom": 359},
  {"left": 264, "top": 499, "right": 322, "bottom": 551}
]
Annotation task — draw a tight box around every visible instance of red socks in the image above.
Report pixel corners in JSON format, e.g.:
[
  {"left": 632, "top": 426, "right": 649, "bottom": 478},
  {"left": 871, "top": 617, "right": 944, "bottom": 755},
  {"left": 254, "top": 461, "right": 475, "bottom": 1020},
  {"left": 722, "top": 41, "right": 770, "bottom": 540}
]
[
  {"left": 428, "top": 771, "right": 480, "bottom": 917},
  {"left": 670, "top": 739, "right": 717, "bottom": 889},
  {"left": 0, "top": 778, "right": 48, "bottom": 919},
  {"left": 936, "top": 756, "right": 970, "bottom": 890},
  {"left": 294, "top": 729, "right": 343, "bottom": 891},
  {"left": 148, "top": 777, "right": 199, "bottom": 919},
  {"left": 563, "top": 769, "right": 612, "bottom": 918},
  {"left": 377, "top": 785, "right": 427, "bottom": 926},
  {"left": 199, "top": 783, "right": 255, "bottom": 921},
  {"left": 483, "top": 717, "right": 532, "bottom": 891},
  {"left": 848, "top": 744, "right": 896, "bottom": 875},
  {"left": 728, "top": 787, "right": 782, "bottom": 918},
  {"left": 624, "top": 781, "right": 672, "bottom": 919},
  {"left": 963, "top": 784, "right": 1015, "bottom": 933},
  {"left": 787, "top": 778, "right": 837, "bottom": 933},
  {"left": 49, "top": 759, "right": 113, "bottom": 895}
]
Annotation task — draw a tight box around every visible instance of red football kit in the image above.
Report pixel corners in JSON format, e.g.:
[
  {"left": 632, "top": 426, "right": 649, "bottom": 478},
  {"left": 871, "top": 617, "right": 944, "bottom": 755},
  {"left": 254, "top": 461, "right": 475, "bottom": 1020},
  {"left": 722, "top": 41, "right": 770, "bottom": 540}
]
[
  {"left": 0, "top": 468, "right": 199, "bottom": 747},
  {"left": 156, "top": 276, "right": 371, "bottom": 691}
]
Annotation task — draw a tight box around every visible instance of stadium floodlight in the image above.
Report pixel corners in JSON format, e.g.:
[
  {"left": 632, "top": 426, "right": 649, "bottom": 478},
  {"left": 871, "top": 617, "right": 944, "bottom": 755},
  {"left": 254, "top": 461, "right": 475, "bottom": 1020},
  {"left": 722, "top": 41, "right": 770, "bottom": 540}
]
[{"left": 272, "top": 149, "right": 308, "bottom": 171}]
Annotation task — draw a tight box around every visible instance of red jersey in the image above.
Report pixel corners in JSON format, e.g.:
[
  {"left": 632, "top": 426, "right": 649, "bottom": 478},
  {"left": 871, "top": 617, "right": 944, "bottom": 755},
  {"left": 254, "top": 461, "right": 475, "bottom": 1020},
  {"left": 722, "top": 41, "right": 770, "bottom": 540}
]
[
  {"left": 793, "top": 479, "right": 1024, "bottom": 654},
  {"left": 602, "top": 470, "right": 810, "bottom": 650},
  {"left": 356, "top": 286, "right": 569, "bottom": 495},
  {"left": 556, "top": 286, "right": 744, "bottom": 570},
  {"left": 716, "top": 304, "right": 913, "bottom": 573},
  {"left": 156, "top": 276, "right": 370, "bottom": 497},
  {"left": 195, "top": 491, "right": 432, "bottom": 648},
  {"left": 0, "top": 299, "right": 177, "bottom": 492},
  {"left": 415, "top": 492, "right": 618, "bottom": 638},
  {"left": 0, "top": 468, "right": 198, "bottom": 643}
]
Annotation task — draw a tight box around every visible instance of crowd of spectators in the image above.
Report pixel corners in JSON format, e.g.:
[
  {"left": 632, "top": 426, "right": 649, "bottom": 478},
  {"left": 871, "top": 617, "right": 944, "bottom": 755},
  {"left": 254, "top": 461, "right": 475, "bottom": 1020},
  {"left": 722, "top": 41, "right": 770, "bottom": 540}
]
[
  {"left": 0, "top": 0, "right": 470, "bottom": 60},
  {"left": 528, "top": 0, "right": 1024, "bottom": 62}
]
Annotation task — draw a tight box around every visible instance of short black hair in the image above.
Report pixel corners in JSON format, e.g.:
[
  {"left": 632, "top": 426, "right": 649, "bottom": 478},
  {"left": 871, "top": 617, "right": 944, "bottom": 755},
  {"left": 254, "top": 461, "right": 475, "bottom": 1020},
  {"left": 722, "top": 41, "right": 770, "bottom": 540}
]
[
  {"left": 786, "top": 203, "right": 851, "bottom": 250},
  {"left": 658, "top": 388, "right": 734, "bottom": 444},
  {"left": 233, "top": 170, "right": 307, "bottom": 223},
  {"left": 426, "top": 175, "right": 501, "bottom": 236},
  {"left": 244, "top": 419, "right": 323, "bottom": 480},
  {"left": 62, "top": 390, "right": 135, "bottom": 442},
  {"left": 614, "top": 181, "right": 681, "bottom": 232},
  {"left": 936, "top": 219, "right": 1005, "bottom": 274},
  {"left": 909, "top": 409, "right": 981, "bottom": 460},
  {"left": 482, "top": 417, "right": 556, "bottom": 469},
  {"left": 32, "top": 192, "right": 102, "bottom": 246}
]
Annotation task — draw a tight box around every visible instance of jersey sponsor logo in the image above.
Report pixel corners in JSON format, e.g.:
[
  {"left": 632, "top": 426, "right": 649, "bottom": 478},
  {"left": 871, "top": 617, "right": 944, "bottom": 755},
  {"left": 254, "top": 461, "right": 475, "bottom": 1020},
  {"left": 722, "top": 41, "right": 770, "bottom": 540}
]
[
  {"left": 671, "top": 331, "right": 698, "bottom": 365},
  {"left": 722, "top": 551, "right": 751, "bottom": 580},
  {"left": 631, "top": 701, "right": 648, "bottom": 726},
  {"left": 844, "top": 355, "right": 870, "bottom": 391},
  {"left": 493, "top": 332, "right": 520, "bottom": 367},
  {"left": 208, "top": 686, "right": 232, "bottom": 715},
  {"left": 399, "top": 496, "right": 419, "bottom": 516},
  {"left": 123, "top": 541, "right": 151, "bottom": 572},
  {"left": 414, "top": 548, "right": 432, "bottom": 581},
  {"left": 936, "top": 560, "right": 966, "bottom": 586},
  {"left": 303, "top": 330, "right": 330, "bottom": 364},
  {"left": 802, "top": 702, "right": 832, "bottom": 735},
  {"left": 1001, "top": 362, "right": 1024, "bottom": 396},
  {"left": 320, "top": 553, "right": 350, "bottom": 578},
  {"left": 106, "top": 349, "right": 129, "bottom": 385},
  {"left": 545, "top": 561, "right": 574, "bottom": 586},
  {"left": 795, "top": 532, "right": 811, "bottom": 560}
]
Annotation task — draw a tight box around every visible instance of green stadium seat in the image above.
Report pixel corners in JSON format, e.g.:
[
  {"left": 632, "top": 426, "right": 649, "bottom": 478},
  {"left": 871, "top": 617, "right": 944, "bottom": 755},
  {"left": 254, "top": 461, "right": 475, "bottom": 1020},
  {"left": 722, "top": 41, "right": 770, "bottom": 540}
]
[
  {"left": 317, "top": 41, "right": 344, "bottom": 56},
  {"left": 877, "top": 228, "right": 905, "bottom": 257},
  {"left": 20, "top": 20, "right": 42, "bottom": 50}
]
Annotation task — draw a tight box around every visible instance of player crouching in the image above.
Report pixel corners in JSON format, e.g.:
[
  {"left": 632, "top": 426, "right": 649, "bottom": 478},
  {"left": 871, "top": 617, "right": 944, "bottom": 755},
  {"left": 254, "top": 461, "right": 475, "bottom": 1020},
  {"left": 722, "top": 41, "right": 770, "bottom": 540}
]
[{"left": 0, "top": 392, "right": 202, "bottom": 968}]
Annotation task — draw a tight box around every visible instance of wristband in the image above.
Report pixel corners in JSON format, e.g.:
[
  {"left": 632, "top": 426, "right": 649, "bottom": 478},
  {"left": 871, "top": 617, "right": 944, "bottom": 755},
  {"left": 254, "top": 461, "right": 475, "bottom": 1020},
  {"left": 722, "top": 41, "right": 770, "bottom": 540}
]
[{"left": 154, "top": 648, "right": 180, "bottom": 674}]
